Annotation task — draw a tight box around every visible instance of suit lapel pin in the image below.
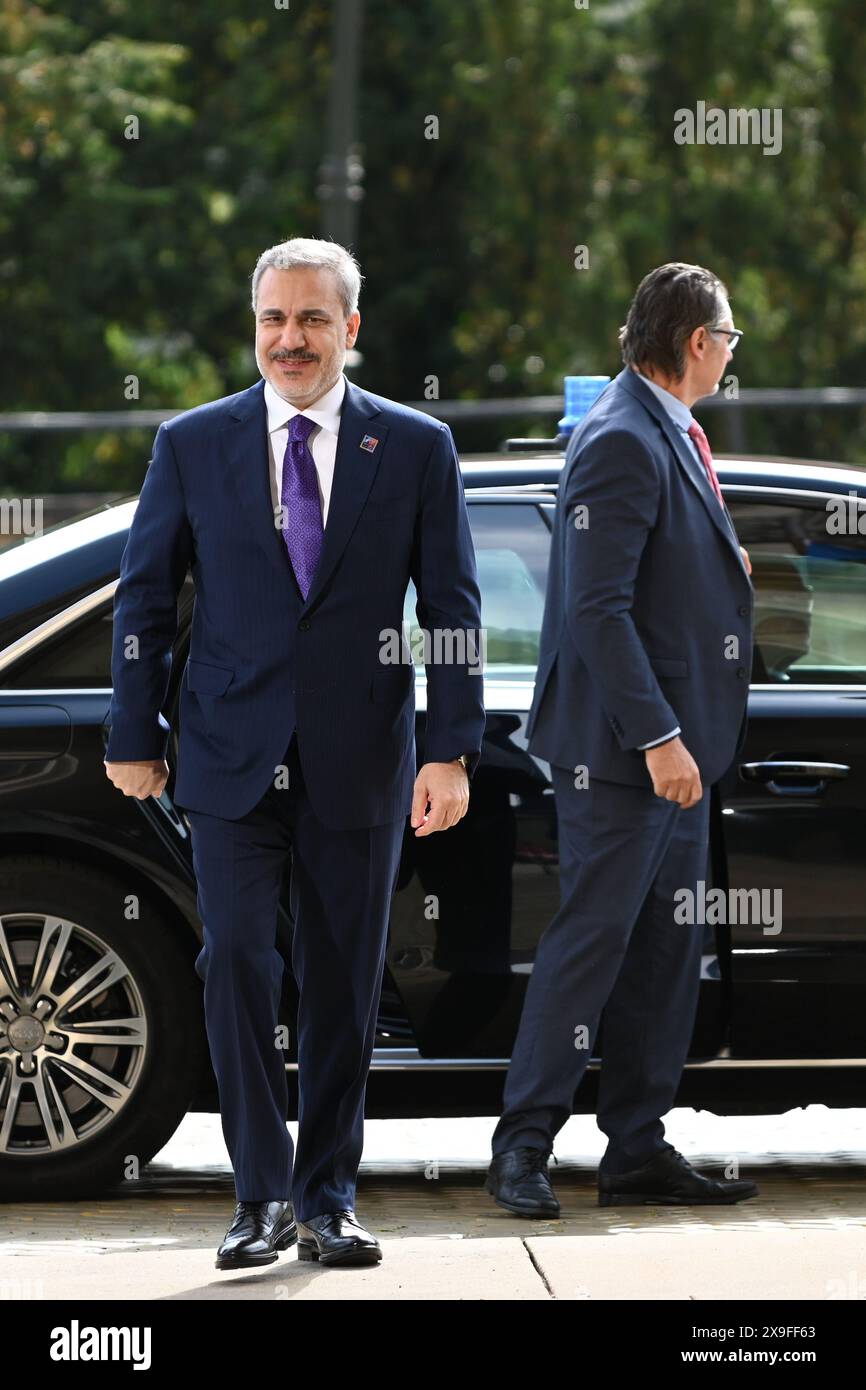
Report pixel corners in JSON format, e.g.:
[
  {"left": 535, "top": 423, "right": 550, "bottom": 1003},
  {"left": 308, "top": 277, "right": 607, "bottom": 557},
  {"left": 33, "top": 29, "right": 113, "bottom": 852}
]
[{"left": 360, "top": 435, "right": 379, "bottom": 453}]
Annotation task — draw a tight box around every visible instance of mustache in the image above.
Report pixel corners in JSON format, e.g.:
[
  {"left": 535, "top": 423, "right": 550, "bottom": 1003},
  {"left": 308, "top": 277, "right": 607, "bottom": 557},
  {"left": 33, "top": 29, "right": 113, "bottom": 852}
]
[{"left": 271, "top": 352, "right": 320, "bottom": 362}]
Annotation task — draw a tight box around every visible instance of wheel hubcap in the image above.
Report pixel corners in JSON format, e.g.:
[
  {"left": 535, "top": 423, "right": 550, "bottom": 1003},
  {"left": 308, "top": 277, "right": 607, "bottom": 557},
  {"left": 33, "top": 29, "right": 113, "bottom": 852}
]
[{"left": 0, "top": 913, "right": 148, "bottom": 1154}]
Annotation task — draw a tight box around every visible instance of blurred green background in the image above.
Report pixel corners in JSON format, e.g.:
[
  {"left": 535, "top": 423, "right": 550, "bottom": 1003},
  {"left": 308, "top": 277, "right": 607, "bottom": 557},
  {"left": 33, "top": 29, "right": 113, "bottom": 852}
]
[{"left": 3, "top": 0, "right": 866, "bottom": 492}]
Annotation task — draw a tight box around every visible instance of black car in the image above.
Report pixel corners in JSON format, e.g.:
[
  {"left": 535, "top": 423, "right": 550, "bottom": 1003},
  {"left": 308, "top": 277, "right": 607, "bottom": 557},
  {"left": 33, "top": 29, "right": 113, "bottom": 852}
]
[{"left": 0, "top": 450, "right": 864, "bottom": 1199}]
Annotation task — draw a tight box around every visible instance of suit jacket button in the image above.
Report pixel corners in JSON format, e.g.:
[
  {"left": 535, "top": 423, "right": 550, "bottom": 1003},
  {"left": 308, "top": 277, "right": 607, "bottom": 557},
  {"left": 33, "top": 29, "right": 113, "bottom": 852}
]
[
  {"left": 738, "top": 605, "right": 749, "bottom": 617},
  {"left": 737, "top": 667, "right": 746, "bottom": 678},
  {"left": 299, "top": 619, "right": 311, "bottom": 631}
]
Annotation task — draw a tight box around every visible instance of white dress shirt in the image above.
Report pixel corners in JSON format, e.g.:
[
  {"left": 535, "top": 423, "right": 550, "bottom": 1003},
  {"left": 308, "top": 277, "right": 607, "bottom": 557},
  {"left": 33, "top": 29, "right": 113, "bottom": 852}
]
[{"left": 264, "top": 372, "right": 347, "bottom": 528}]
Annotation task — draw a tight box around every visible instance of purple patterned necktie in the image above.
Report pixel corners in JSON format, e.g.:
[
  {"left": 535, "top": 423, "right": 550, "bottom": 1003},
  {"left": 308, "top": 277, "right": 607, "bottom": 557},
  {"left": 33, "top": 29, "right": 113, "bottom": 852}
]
[{"left": 281, "top": 413, "right": 322, "bottom": 599}]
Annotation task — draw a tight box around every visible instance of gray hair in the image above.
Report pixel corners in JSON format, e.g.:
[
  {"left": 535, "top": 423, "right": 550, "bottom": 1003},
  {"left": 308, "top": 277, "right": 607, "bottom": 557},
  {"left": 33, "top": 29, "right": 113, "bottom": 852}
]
[{"left": 250, "top": 237, "right": 363, "bottom": 318}]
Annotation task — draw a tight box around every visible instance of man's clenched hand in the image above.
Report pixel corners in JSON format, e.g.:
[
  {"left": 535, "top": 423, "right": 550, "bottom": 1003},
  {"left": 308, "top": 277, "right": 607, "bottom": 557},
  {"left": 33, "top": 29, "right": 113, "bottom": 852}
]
[
  {"left": 644, "top": 736, "right": 702, "bottom": 809},
  {"left": 411, "top": 761, "right": 469, "bottom": 836},
  {"left": 104, "top": 759, "right": 169, "bottom": 800}
]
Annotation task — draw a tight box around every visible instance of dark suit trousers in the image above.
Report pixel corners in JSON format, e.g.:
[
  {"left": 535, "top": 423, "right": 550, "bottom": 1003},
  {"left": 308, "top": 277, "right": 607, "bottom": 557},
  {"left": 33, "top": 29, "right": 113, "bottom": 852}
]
[
  {"left": 185, "top": 733, "right": 405, "bottom": 1219},
  {"left": 492, "top": 768, "right": 711, "bottom": 1172}
]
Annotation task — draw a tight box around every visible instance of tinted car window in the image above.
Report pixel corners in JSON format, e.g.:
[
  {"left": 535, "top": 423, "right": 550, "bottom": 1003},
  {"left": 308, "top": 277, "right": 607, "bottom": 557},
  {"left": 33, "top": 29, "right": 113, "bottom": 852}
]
[
  {"left": 729, "top": 496, "right": 866, "bottom": 683},
  {"left": 403, "top": 501, "right": 551, "bottom": 679},
  {"left": 2, "top": 603, "right": 114, "bottom": 688}
]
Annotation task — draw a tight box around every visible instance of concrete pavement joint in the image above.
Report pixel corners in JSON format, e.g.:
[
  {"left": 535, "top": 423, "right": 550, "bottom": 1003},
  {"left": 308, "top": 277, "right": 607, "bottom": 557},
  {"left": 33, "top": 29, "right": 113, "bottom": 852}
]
[{"left": 522, "top": 1237, "right": 557, "bottom": 1298}]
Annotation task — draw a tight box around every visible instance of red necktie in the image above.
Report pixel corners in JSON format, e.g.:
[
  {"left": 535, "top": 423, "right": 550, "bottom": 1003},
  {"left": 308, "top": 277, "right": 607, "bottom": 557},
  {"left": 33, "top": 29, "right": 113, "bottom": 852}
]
[{"left": 687, "top": 421, "right": 724, "bottom": 509}]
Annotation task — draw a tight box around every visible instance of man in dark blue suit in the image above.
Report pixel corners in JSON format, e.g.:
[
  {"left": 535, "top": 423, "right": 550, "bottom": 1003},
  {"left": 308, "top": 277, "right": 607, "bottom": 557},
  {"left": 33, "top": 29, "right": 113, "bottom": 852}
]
[
  {"left": 104, "top": 238, "right": 485, "bottom": 1268},
  {"left": 486, "top": 263, "right": 760, "bottom": 1216}
]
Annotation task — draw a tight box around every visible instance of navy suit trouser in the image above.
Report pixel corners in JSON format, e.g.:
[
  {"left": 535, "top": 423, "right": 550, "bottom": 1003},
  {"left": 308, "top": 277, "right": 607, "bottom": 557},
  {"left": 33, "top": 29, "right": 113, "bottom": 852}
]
[
  {"left": 492, "top": 767, "right": 711, "bottom": 1173},
  {"left": 185, "top": 733, "right": 405, "bottom": 1219}
]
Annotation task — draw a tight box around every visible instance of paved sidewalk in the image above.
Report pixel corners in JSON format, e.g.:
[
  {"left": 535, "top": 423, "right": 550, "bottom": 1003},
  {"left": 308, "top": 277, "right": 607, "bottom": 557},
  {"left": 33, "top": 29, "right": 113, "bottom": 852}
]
[
  {"left": 1, "top": 1110, "right": 865, "bottom": 1300},
  {"left": 4, "top": 1229, "right": 866, "bottom": 1301}
]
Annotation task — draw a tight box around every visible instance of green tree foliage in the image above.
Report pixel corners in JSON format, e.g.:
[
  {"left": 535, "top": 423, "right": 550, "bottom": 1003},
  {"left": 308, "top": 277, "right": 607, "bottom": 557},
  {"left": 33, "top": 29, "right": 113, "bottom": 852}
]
[{"left": 2, "top": 0, "right": 866, "bottom": 485}]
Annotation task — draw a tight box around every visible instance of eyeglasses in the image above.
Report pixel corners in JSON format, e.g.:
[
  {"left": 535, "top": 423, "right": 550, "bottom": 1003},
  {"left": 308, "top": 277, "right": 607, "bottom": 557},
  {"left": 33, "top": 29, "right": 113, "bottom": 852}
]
[{"left": 707, "top": 326, "right": 743, "bottom": 352}]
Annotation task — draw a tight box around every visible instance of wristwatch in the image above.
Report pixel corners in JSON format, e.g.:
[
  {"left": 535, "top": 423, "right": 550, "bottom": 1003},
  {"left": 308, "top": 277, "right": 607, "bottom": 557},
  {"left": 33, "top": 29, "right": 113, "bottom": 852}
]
[{"left": 454, "top": 754, "right": 470, "bottom": 772}]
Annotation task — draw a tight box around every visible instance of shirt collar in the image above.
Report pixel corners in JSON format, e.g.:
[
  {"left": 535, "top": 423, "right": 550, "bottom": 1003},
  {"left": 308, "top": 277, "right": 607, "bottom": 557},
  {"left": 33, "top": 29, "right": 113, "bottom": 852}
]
[
  {"left": 264, "top": 372, "right": 347, "bottom": 437},
  {"left": 634, "top": 368, "right": 695, "bottom": 434}
]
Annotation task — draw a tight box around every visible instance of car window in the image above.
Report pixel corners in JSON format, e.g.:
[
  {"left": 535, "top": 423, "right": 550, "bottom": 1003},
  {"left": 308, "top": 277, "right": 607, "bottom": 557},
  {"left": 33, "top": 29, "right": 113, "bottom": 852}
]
[
  {"left": 0, "top": 602, "right": 115, "bottom": 688},
  {"left": 403, "top": 501, "right": 551, "bottom": 679},
  {"left": 728, "top": 496, "right": 866, "bottom": 683}
]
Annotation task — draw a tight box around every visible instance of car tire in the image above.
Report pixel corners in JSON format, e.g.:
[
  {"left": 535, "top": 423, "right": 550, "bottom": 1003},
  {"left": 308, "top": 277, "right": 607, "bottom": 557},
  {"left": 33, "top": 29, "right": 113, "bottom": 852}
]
[{"left": 0, "top": 854, "right": 206, "bottom": 1200}]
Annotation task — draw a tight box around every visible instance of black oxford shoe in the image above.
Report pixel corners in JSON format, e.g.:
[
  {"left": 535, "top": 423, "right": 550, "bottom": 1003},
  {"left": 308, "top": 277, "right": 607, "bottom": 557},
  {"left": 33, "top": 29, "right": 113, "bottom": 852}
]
[
  {"left": 598, "top": 1148, "right": 759, "bottom": 1207},
  {"left": 484, "top": 1146, "right": 560, "bottom": 1218},
  {"left": 296, "top": 1210, "right": 382, "bottom": 1266},
  {"left": 215, "top": 1199, "right": 297, "bottom": 1269}
]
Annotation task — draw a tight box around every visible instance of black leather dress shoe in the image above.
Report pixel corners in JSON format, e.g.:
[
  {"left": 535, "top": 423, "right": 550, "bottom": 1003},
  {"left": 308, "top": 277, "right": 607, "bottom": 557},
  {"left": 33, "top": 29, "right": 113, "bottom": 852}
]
[
  {"left": 215, "top": 1200, "right": 297, "bottom": 1269},
  {"left": 296, "top": 1210, "right": 382, "bottom": 1266},
  {"left": 598, "top": 1148, "right": 759, "bottom": 1207},
  {"left": 485, "top": 1146, "right": 560, "bottom": 1218}
]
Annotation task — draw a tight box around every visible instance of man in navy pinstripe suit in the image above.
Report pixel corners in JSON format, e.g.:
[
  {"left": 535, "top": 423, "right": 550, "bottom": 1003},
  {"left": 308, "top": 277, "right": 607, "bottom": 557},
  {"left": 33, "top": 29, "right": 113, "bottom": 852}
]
[
  {"left": 104, "top": 238, "right": 485, "bottom": 1269},
  {"left": 485, "top": 263, "right": 759, "bottom": 1217}
]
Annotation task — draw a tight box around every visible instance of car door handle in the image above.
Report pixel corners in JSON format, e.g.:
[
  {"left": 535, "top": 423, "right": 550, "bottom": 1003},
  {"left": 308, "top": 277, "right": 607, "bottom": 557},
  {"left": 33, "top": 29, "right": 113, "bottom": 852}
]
[{"left": 739, "top": 760, "right": 850, "bottom": 796}]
